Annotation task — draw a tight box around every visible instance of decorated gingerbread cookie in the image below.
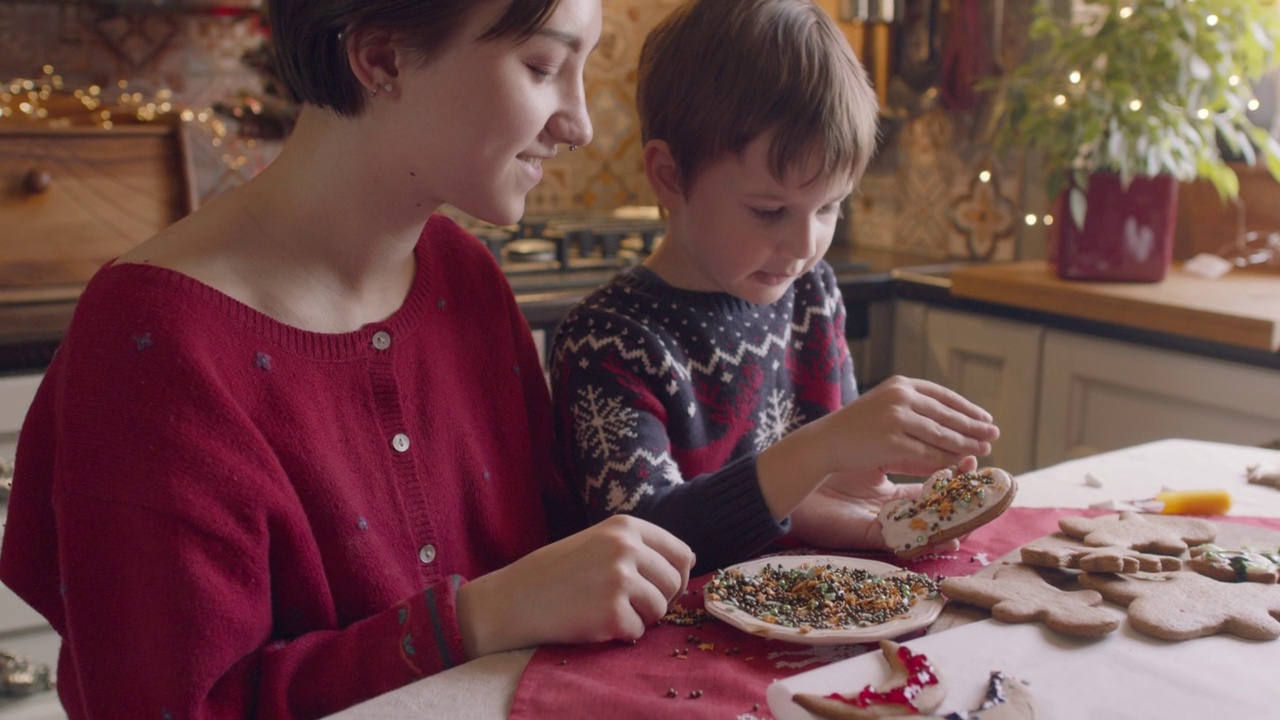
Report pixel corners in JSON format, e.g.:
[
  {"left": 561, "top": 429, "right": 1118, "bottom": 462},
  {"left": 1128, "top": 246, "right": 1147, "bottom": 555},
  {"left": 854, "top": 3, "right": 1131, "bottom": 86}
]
[
  {"left": 1187, "top": 544, "right": 1280, "bottom": 584},
  {"left": 792, "top": 640, "right": 946, "bottom": 719},
  {"left": 879, "top": 467, "right": 1017, "bottom": 560},
  {"left": 1020, "top": 533, "right": 1182, "bottom": 574},
  {"left": 1079, "top": 570, "right": 1280, "bottom": 641},
  {"left": 939, "top": 563, "right": 1122, "bottom": 637},
  {"left": 1058, "top": 512, "right": 1217, "bottom": 556}
]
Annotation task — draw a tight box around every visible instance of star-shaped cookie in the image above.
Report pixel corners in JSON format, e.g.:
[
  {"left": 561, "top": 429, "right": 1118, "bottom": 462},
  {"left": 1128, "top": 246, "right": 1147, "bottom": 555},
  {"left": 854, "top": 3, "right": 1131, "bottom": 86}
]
[
  {"left": 939, "top": 563, "right": 1122, "bottom": 637},
  {"left": 1079, "top": 570, "right": 1280, "bottom": 641},
  {"left": 1058, "top": 511, "right": 1216, "bottom": 555}
]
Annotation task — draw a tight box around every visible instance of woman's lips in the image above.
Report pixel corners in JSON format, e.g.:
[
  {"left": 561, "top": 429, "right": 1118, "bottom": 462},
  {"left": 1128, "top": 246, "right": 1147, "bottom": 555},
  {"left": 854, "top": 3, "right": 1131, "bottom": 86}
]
[{"left": 752, "top": 271, "right": 793, "bottom": 286}]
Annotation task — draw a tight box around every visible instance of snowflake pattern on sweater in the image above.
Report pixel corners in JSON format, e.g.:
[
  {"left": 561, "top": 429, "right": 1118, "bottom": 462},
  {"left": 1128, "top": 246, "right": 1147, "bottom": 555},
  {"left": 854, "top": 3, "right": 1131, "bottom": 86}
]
[{"left": 551, "top": 261, "right": 857, "bottom": 572}]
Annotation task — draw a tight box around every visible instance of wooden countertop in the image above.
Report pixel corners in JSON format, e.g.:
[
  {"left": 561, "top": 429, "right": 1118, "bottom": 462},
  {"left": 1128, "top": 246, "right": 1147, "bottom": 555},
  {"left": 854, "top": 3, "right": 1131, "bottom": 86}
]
[{"left": 950, "top": 261, "right": 1280, "bottom": 353}]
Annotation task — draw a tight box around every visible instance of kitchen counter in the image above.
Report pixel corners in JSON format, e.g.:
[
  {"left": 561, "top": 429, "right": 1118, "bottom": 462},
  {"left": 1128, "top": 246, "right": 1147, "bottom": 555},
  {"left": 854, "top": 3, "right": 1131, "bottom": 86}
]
[{"left": 4, "top": 250, "right": 1276, "bottom": 376}]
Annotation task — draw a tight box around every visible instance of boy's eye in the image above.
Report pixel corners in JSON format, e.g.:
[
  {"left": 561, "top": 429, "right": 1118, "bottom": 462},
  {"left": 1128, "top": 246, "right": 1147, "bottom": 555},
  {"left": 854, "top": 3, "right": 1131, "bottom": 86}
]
[
  {"left": 819, "top": 202, "right": 845, "bottom": 219},
  {"left": 751, "top": 207, "right": 785, "bottom": 221}
]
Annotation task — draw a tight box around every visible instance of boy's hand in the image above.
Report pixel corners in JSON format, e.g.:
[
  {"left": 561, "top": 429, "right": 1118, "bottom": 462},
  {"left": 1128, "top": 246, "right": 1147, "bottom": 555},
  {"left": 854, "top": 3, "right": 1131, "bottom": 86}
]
[
  {"left": 809, "top": 376, "right": 999, "bottom": 478},
  {"left": 789, "top": 468, "right": 965, "bottom": 552},
  {"left": 457, "top": 515, "right": 694, "bottom": 658}
]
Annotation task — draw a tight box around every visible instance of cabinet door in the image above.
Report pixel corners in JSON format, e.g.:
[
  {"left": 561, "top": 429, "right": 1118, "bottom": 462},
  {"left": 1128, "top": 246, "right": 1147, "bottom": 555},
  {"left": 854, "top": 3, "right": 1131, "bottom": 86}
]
[
  {"left": 922, "top": 308, "right": 1043, "bottom": 474},
  {"left": 0, "top": 372, "right": 49, "bottom": 635},
  {"left": 1036, "top": 330, "right": 1280, "bottom": 467}
]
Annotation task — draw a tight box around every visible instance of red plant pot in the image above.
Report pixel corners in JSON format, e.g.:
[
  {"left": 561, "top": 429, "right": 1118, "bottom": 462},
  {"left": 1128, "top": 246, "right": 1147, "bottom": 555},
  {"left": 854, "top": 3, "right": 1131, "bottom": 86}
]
[{"left": 1048, "top": 172, "right": 1178, "bottom": 282}]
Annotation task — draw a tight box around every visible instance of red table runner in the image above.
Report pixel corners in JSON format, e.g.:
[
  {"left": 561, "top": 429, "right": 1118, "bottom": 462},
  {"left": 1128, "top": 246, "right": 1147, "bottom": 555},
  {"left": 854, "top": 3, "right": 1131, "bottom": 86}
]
[{"left": 508, "top": 508, "right": 1280, "bottom": 720}]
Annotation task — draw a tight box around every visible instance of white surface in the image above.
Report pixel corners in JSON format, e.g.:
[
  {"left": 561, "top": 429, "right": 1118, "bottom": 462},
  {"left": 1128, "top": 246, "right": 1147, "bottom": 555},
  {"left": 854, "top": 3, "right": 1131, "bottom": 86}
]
[
  {"left": 1011, "top": 438, "right": 1280, "bottom": 518},
  {"left": 333, "top": 438, "right": 1280, "bottom": 718},
  {"left": 703, "top": 555, "right": 943, "bottom": 646},
  {"left": 767, "top": 617, "right": 1280, "bottom": 720}
]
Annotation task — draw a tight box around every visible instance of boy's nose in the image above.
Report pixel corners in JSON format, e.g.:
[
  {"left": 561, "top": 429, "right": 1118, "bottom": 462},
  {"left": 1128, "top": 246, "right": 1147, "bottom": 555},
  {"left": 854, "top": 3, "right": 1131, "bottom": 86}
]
[{"left": 779, "top": 221, "right": 821, "bottom": 259}]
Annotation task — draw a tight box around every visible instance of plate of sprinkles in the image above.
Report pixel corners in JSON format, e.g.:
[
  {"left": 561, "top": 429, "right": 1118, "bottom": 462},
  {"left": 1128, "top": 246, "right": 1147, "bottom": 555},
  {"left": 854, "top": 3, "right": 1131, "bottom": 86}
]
[{"left": 703, "top": 555, "right": 944, "bottom": 646}]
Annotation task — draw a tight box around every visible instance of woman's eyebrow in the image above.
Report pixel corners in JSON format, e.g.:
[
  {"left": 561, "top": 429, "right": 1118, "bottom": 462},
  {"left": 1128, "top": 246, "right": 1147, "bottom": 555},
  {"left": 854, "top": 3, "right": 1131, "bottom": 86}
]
[{"left": 536, "top": 28, "right": 583, "bottom": 52}]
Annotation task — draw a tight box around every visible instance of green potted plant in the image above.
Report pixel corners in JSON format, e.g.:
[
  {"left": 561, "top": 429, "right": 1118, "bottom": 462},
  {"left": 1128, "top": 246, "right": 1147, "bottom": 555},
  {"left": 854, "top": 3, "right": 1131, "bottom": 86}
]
[{"left": 994, "top": 0, "right": 1280, "bottom": 281}]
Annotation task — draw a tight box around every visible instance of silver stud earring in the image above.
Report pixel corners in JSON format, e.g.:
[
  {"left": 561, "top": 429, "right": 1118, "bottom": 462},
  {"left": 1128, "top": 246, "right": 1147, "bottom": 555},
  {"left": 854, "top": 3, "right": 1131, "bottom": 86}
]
[
  {"left": 370, "top": 86, "right": 379, "bottom": 97},
  {"left": 384, "top": 83, "right": 394, "bottom": 93},
  {"left": 569, "top": 144, "right": 578, "bottom": 152}
]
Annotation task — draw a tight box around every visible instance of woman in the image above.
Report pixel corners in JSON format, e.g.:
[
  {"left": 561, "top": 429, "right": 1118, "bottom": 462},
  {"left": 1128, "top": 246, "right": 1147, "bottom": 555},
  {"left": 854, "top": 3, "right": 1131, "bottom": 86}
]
[{"left": 0, "top": 0, "right": 692, "bottom": 717}]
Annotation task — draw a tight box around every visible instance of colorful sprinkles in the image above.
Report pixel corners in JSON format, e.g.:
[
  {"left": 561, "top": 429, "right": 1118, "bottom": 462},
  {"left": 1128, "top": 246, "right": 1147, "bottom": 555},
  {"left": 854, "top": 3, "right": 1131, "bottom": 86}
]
[
  {"left": 887, "top": 470, "right": 998, "bottom": 532},
  {"left": 705, "top": 562, "right": 939, "bottom": 630}
]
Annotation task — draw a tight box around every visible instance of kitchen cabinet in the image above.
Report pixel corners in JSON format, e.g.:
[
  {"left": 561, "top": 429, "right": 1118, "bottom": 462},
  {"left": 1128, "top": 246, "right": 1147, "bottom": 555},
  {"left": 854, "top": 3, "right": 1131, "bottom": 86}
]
[
  {"left": 896, "top": 301, "right": 1280, "bottom": 474},
  {"left": 1036, "top": 329, "right": 1280, "bottom": 467}
]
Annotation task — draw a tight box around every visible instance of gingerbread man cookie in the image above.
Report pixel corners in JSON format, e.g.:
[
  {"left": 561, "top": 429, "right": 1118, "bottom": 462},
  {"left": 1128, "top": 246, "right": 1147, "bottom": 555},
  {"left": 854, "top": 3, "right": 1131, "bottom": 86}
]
[
  {"left": 1079, "top": 570, "right": 1280, "bottom": 641},
  {"left": 1020, "top": 533, "right": 1182, "bottom": 574},
  {"left": 939, "top": 563, "right": 1122, "bottom": 637},
  {"left": 1058, "top": 512, "right": 1217, "bottom": 556},
  {"left": 792, "top": 640, "right": 946, "bottom": 719}
]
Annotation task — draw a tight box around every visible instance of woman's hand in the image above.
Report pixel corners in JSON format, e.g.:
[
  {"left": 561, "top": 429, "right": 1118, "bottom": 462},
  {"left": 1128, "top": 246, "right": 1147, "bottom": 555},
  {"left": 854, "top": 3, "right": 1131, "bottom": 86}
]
[{"left": 456, "top": 515, "right": 694, "bottom": 658}]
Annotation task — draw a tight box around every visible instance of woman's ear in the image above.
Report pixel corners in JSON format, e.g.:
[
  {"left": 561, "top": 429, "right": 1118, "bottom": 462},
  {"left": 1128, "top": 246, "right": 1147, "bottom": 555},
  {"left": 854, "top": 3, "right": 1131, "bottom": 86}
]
[
  {"left": 345, "top": 25, "right": 401, "bottom": 97},
  {"left": 643, "top": 140, "right": 686, "bottom": 212}
]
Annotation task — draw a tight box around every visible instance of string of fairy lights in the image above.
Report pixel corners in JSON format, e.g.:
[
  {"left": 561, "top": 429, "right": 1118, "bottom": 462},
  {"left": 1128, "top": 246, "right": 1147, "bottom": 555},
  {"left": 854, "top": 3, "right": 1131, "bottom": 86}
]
[{"left": 1, "top": 64, "right": 265, "bottom": 174}]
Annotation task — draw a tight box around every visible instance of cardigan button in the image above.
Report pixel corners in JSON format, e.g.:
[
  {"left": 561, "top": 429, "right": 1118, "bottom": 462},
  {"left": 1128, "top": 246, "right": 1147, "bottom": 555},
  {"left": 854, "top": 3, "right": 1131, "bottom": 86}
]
[
  {"left": 371, "top": 331, "right": 392, "bottom": 350},
  {"left": 391, "top": 433, "right": 411, "bottom": 452},
  {"left": 418, "top": 544, "right": 437, "bottom": 564}
]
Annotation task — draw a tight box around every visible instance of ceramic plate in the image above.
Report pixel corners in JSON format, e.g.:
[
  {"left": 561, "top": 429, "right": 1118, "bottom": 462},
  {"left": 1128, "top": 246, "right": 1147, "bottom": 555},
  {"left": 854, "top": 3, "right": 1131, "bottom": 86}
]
[{"left": 703, "top": 555, "right": 945, "bottom": 646}]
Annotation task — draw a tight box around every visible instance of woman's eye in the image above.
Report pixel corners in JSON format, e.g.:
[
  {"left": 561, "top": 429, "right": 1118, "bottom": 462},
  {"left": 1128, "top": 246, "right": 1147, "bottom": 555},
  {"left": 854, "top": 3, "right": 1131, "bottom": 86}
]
[
  {"left": 526, "top": 64, "right": 554, "bottom": 80},
  {"left": 751, "top": 207, "right": 785, "bottom": 221},
  {"left": 819, "top": 202, "right": 844, "bottom": 218}
]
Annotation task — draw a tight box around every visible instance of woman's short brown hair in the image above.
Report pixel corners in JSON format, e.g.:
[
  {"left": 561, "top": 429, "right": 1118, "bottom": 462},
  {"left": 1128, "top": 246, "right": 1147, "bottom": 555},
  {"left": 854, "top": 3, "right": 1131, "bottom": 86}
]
[
  {"left": 637, "top": 0, "right": 879, "bottom": 190},
  {"left": 270, "top": 0, "right": 562, "bottom": 117}
]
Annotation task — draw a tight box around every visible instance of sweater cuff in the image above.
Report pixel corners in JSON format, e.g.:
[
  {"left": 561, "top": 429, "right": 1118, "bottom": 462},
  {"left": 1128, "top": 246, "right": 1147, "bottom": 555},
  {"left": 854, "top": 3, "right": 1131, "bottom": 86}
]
[
  {"left": 688, "top": 454, "right": 789, "bottom": 574},
  {"left": 400, "top": 575, "right": 469, "bottom": 677}
]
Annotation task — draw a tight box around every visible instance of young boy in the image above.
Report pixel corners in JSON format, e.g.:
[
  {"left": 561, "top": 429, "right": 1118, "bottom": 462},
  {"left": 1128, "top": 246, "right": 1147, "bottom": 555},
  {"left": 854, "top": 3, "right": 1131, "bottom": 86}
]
[{"left": 549, "top": 0, "right": 999, "bottom": 574}]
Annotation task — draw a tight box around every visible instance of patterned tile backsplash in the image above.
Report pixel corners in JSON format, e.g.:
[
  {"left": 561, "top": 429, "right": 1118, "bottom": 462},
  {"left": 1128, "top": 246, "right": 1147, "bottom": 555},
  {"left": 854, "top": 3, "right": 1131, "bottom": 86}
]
[{"left": 0, "top": 0, "right": 1041, "bottom": 260}]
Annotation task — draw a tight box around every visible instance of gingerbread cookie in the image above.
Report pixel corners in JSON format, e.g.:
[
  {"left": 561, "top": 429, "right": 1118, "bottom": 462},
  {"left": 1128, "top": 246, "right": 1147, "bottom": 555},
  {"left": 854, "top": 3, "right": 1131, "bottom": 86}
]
[
  {"left": 1187, "top": 544, "right": 1280, "bottom": 584},
  {"left": 1020, "top": 533, "right": 1182, "bottom": 574},
  {"left": 1079, "top": 570, "right": 1280, "bottom": 641},
  {"left": 792, "top": 640, "right": 946, "bottom": 719},
  {"left": 879, "top": 467, "right": 1017, "bottom": 560},
  {"left": 1058, "top": 512, "right": 1217, "bottom": 556},
  {"left": 939, "top": 563, "right": 1122, "bottom": 637},
  {"left": 934, "top": 671, "right": 1038, "bottom": 720},
  {"left": 1247, "top": 464, "right": 1280, "bottom": 491}
]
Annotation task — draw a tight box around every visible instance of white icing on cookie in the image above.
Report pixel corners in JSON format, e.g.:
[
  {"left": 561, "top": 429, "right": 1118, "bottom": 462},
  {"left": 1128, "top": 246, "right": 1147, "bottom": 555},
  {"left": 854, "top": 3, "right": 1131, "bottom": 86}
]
[{"left": 879, "top": 467, "right": 1017, "bottom": 557}]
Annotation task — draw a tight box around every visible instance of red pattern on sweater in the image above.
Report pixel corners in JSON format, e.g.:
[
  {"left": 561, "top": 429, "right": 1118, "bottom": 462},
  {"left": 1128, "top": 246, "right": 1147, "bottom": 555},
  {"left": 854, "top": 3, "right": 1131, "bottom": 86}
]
[{"left": 0, "top": 215, "right": 575, "bottom": 719}]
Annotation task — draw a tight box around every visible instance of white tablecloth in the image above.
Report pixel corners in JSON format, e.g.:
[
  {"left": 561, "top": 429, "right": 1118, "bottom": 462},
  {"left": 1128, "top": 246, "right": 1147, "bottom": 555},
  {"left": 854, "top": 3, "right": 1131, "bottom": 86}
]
[{"left": 332, "top": 438, "right": 1280, "bottom": 718}]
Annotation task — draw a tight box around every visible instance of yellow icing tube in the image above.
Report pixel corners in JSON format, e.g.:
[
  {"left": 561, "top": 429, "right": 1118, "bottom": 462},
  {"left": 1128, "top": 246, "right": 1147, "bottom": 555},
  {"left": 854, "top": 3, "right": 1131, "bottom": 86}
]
[{"left": 1141, "top": 489, "right": 1233, "bottom": 515}]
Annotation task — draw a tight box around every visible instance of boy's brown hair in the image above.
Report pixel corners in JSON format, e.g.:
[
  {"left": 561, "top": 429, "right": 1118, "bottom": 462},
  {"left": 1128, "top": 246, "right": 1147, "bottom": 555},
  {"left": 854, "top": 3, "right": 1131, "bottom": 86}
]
[
  {"left": 270, "top": 0, "right": 562, "bottom": 117},
  {"left": 637, "top": 0, "right": 878, "bottom": 191}
]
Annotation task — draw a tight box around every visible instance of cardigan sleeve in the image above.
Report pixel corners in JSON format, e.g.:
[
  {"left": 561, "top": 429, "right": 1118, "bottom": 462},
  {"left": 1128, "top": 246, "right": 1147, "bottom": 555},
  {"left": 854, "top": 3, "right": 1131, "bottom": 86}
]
[{"left": 550, "top": 308, "right": 787, "bottom": 576}]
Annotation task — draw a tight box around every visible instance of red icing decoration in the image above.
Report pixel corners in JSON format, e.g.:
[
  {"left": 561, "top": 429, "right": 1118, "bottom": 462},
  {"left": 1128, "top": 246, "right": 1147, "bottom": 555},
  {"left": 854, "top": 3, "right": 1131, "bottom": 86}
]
[{"left": 823, "top": 646, "right": 939, "bottom": 710}]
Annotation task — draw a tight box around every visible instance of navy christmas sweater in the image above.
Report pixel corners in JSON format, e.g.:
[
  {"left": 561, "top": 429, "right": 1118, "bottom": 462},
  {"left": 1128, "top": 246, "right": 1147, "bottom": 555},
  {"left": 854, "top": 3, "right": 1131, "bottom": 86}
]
[{"left": 550, "top": 261, "right": 856, "bottom": 573}]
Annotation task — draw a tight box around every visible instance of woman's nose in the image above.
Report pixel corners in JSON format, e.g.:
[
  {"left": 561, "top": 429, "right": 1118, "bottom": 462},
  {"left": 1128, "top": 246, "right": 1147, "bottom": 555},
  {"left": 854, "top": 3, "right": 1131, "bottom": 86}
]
[{"left": 552, "top": 80, "right": 593, "bottom": 150}]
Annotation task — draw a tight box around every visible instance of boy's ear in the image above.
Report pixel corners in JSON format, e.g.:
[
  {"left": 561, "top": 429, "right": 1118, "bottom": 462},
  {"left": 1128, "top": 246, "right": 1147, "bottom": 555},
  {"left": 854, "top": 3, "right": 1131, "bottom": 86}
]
[
  {"left": 643, "top": 140, "right": 686, "bottom": 210},
  {"left": 345, "top": 25, "right": 401, "bottom": 95}
]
